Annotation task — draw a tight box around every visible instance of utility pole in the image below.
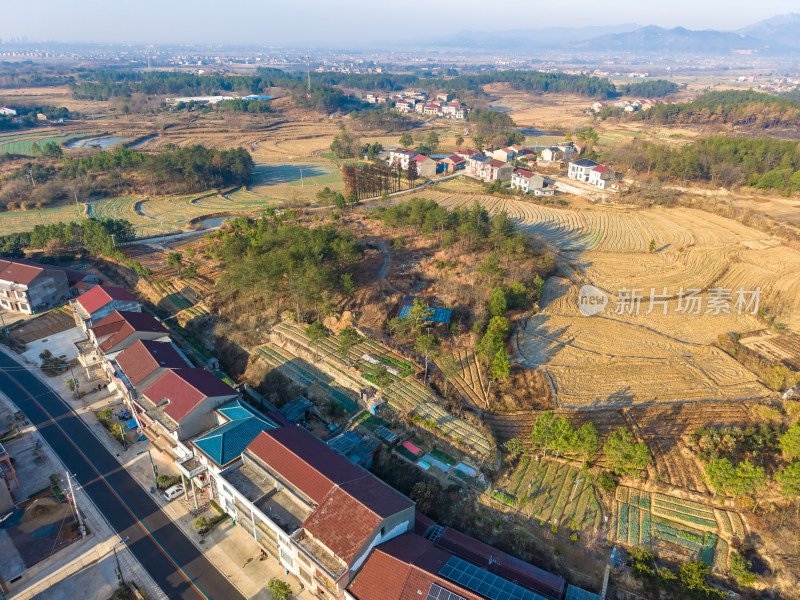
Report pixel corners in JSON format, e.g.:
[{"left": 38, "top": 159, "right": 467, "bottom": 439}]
[
  {"left": 66, "top": 472, "right": 86, "bottom": 537},
  {"left": 306, "top": 55, "right": 312, "bottom": 96},
  {"left": 111, "top": 537, "right": 129, "bottom": 585},
  {"left": 137, "top": 449, "right": 158, "bottom": 488}
]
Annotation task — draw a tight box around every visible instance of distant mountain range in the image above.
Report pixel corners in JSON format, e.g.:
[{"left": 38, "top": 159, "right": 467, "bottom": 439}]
[{"left": 424, "top": 14, "right": 800, "bottom": 57}]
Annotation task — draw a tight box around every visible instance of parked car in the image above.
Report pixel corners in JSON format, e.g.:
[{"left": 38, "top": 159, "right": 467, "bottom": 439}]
[{"left": 163, "top": 484, "right": 184, "bottom": 501}]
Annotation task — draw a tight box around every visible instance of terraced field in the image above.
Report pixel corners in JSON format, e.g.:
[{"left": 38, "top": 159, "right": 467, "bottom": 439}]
[
  {"left": 613, "top": 486, "right": 742, "bottom": 574},
  {"left": 497, "top": 457, "right": 604, "bottom": 532},
  {"left": 445, "top": 351, "right": 487, "bottom": 410},
  {"left": 419, "top": 191, "right": 787, "bottom": 407},
  {"left": 0, "top": 203, "right": 86, "bottom": 233},
  {"left": 253, "top": 342, "right": 360, "bottom": 414},
  {"left": 272, "top": 322, "right": 493, "bottom": 456},
  {"left": 0, "top": 131, "right": 86, "bottom": 155}
]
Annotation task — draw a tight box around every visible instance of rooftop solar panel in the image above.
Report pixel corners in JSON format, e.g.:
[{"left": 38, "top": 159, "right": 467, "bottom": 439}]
[
  {"left": 438, "top": 557, "right": 550, "bottom": 600},
  {"left": 427, "top": 583, "right": 467, "bottom": 600}
]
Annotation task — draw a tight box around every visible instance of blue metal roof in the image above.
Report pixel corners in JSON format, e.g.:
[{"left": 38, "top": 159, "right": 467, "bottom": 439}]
[
  {"left": 398, "top": 305, "right": 452, "bottom": 324},
  {"left": 193, "top": 401, "right": 277, "bottom": 467}
]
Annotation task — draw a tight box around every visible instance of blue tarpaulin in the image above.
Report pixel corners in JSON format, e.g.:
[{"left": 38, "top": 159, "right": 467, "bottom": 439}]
[{"left": 125, "top": 418, "right": 139, "bottom": 430}]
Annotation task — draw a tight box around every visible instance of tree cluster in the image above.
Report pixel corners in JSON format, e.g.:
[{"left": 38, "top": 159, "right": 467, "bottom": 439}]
[
  {"left": 633, "top": 90, "right": 800, "bottom": 129},
  {"left": 602, "top": 135, "right": 800, "bottom": 191},
  {"left": 689, "top": 423, "right": 800, "bottom": 499},
  {"left": 60, "top": 144, "right": 254, "bottom": 192},
  {"left": 342, "top": 161, "right": 412, "bottom": 200},
  {"left": 617, "top": 79, "right": 679, "bottom": 98},
  {"left": 215, "top": 215, "right": 363, "bottom": 321}
]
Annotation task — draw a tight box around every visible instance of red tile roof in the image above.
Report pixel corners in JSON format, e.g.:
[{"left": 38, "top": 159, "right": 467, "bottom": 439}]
[
  {"left": 247, "top": 426, "right": 362, "bottom": 503},
  {"left": 442, "top": 155, "right": 465, "bottom": 164},
  {"left": 592, "top": 165, "right": 609, "bottom": 173},
  {"left": 76, "top": 285, "right": 137, "bottom": 315},
  {"left": 303, "top": 485, "right": 384, "bottom": 564},
  {"left": 116, "top": 339, "right": 188, "bottom": 387},
  {"left": 413, "top": 154, "right": 432, "bottom": 163},
  {"left": 348, "top": 534, "right": 483, "bottom": 600},
  {"left": 143, "top": 368, "right": 238, "bottom": 423},
  {"left": 487, "top": 159, "right": 507, "bottom": 168},
  {"left": 513, "top": 169, "right": 534, "bottom": 178},
  {"left": 90, "top": 310, "right": 167, "bottom": 353},
  {"left": 247, "top": 426, "right": 413, "bottom": 564},
  {"left": 0, "top": 259, "right": 45, "bottom": 285}
]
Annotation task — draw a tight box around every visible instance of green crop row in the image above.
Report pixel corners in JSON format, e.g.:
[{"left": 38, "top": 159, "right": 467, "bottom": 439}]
[
  {"left": 492, "top": 490, "right": 516, "bottom": 506},
  {"left": 701, "top": 532, "right": 717, "bottom": 566},
  {"left": 653, "top": 504, "right": 717, "bottom": 529}
]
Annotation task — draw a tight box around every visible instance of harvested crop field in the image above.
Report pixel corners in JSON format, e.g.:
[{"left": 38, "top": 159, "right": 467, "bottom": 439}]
[{"left": 417, "top": 190, "right": 792, "bottom": 407}]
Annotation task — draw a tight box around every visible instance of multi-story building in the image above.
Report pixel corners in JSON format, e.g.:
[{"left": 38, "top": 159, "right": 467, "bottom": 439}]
[
  {"left": 72, "top": 285, "right": 140, "bottom": 330},
  {"left": 215, "top": 426, "right": 415, "bottom": 600},
  {"left": 567, "top": 158, "right": 601, "bottom": 182},
  {"left": 387, "top": 148, "right": 418, "bottom": 170},
  {"left": 135, "top": 367, "right": 241, "bottom": 458},
  {"left": 0, "top": 259, "right": 70, "bottom": 314}
]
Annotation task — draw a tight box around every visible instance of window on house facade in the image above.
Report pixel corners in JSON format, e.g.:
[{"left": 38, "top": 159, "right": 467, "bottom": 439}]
[
  {"left": 299, "top": 568, "right": 311, "bottom": 582},
  {"left": 279, "top": 548, "right": 294, "bottom": 567}
]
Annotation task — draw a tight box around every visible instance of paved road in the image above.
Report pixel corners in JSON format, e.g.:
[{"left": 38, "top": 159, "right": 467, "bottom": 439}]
[{"left": 0, "top": 350, "right": 245, "bottom": 600}]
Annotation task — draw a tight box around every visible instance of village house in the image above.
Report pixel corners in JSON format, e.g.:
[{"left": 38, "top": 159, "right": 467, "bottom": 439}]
[
  {"left": 76, "top": 310, "right": 170, "bottom": 380},
  {"left": 587, "top": 165, "right": 618, "bottom": 189},
  {"left": 568, "top": 158, "right": 601, "bottom": 182},
  {"left": 465, "top": 154, "right": 491, "bottom": 178},
  {"left": 511, "top": 170, "right": 556, "bottom": 196},
  {"left": 215, "top": 426, "right": 415, "bottom": 600},
  {"left": 439, "top": 154, "right": 466, "bottom": 173},
  {"left": 107, "top": 339, "right": 192, "bottom": 404},
  {"left": 387, "top": 148, "right": 418, "bottom": 170},
  {"left": 346, "top": 527, "right": 569, "bottom": 600},
  {"left": 491, "top": 147, "right": 518, "bottom": 162},
  {"left": 455, "top": 149, "right": 480, "bottom": 160},
  {"left": 175, "top": 399, "right": 281, "bottom": 507},
  {"left": 72, "top": 284, "right": 140, "bottom": 330},
  {"left": 540, "top": 147, "right": 562, "bottom": 163},
  {"left": 0, "top": 259, "right": 71, "bottom": 314},
  {"left": 0, "top": 107, "right": 17, "bottom": 116},
  {"left": 135, "top": 367, "right": 241, "bottom": 459},
  {"left": 412, "top": 154, "right": 437, "bottom": 177},
  {"left": 394, "top": 99, "right": 415, "bottom": 113},
  {"left": 484, "top": 159, "right": 513, "bottom": 182}
]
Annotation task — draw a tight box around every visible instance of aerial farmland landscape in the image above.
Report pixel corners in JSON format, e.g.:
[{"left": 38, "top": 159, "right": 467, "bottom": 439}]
[{"left": 1, "top": 3, "right": 800, "bottom": 600}]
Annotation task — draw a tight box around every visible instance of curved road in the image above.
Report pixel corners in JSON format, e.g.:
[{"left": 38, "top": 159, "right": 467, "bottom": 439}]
[{"left": 0, "top": 350, "right": 244, "bottom": 600}]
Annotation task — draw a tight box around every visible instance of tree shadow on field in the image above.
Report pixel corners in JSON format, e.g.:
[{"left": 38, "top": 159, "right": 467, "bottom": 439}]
[{"left": 251, "top": 164, "right": 330, "bottom": 186}]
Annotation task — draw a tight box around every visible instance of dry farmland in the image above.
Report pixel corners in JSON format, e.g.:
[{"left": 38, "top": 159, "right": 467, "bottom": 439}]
[{"left": 420, "top": 189, "right": 796, "bottom": 408}]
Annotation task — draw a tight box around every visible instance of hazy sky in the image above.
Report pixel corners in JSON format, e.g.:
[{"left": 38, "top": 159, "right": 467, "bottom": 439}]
[{"left": 2, "top": 0, "right": 798, "bottom": 46}]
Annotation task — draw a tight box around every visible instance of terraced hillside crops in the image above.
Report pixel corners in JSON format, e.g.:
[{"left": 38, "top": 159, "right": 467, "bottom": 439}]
[
  {"left": 497, "top": 457, "right": 604, "bottom": 532},
  {"left": 89, "top": 192, "right": 278, "bottom": 236},
  {"left": 443, "top": 351, "right": 487, "bottom": 410},
  {"left": 253, "top": 342, "right": 360, "bottom": 414},
  {"left": 0, "top": 131, "right": 86, "bottom": 155},
  {"left": 613, "top": 486, "right": 742, "bottom": 574},
  {"left": 271, "top": 322, "right": 493, "bottom": 456},
  {"left": 419, "top": 191, "right": 786, "bottom": 407}
]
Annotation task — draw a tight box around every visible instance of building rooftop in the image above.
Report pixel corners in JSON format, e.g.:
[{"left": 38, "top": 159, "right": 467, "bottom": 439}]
[
  {"left": 115, "top": 339, "right": 189, "bottom": 387},
  {"left": 90, "top": 311, "right": 167, "bottom": 353},
  {"left": 191, "top": 401, "right": 277, "bottom": 468},
  {"left": 0, "top": 259, "right": 47, "bottom": 286},
  {"left": 76, "top": 285, "right": 137, "bottom": 315},
  {"left": 143, "top": 368, "right": 238, "bottom": 424},
  {"left": 571, "top": 158, "right": 600, "bottom": 168}
]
